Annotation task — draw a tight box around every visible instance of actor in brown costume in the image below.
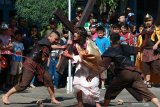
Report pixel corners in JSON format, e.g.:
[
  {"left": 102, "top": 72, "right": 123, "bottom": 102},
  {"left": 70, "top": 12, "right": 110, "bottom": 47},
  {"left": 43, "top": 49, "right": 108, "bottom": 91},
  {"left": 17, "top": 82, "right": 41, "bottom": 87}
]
[
  {"left": 2, "top": 31, "right": 61, "bottom": 105},
  {"left": 138, "top": 14, "right": 160, "bottom": 87},
  {"left": 87, "top": 33, "right": 160, "bottom": 107}
]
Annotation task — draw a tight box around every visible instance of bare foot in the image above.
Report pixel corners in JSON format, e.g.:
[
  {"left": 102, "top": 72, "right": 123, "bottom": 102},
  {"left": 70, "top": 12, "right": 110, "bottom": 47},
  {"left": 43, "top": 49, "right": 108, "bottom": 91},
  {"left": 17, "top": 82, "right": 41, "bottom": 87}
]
[
  {"left": 117, "top": 99, "right": 124, "bottom": 105},
  {"left": 51, "top": 98, "right": 61, "bottom": 104},
  {"left": 2, "top": 95, "right": 10, "bottom": 105},
  {"left": 96, "top": 102, "right": 101, "bottom": 107}
]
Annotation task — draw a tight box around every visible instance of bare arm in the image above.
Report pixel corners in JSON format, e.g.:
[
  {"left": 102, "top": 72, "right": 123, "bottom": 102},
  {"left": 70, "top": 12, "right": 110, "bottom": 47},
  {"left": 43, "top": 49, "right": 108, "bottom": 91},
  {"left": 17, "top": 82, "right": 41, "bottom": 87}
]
[
  {"left": 51, "top": 44, "right": 66, "bottom": 50},
  {"left": 153, "top": 40, "right": 160, "bottom": 50},
  {"left": 62, "top": 50, "right": 74, "bottom": 60}
]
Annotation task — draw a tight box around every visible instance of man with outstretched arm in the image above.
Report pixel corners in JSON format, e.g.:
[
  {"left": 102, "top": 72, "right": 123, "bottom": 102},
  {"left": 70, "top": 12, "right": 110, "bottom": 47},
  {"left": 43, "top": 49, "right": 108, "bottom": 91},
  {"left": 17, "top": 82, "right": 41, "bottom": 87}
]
[
  {"left": 2, "top": 30, "right": 61, "bottom": 105},
  {"left": 87, "top": 33, "right": 160, "bottom": 107}
]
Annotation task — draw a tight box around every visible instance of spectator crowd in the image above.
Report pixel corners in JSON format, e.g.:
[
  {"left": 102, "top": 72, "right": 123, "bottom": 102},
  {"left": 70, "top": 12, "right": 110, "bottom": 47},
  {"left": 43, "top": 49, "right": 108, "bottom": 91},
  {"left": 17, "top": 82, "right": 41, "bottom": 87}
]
[{"left": 1, "top": 6, "right": 160, "bottom": 107}]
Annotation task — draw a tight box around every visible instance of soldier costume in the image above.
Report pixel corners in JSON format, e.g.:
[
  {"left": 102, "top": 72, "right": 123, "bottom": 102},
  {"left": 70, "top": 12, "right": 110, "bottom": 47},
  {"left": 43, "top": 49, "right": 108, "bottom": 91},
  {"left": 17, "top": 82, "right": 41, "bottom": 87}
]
[
  {"left": 140, "top": 14, "right": 160, "bottom": 86},
  {"left": 2, "top": 38, "right": 60, "bottom": 105},
  {"left": 87, "top": 33, "right": 160, "bottom": 107}
]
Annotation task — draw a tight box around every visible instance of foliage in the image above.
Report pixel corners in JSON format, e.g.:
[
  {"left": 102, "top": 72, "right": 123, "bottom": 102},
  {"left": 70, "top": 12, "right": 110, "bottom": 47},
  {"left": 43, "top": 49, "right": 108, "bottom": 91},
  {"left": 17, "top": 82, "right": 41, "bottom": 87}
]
[
  {"left": 106, "top": 0, "right": 119, "bottom": 7},
  {"left": 15, "top": 0, "right": 75, "bottom": 28},
  {"left": 15, "top": 0, "right": 118, "bottom": 28}
]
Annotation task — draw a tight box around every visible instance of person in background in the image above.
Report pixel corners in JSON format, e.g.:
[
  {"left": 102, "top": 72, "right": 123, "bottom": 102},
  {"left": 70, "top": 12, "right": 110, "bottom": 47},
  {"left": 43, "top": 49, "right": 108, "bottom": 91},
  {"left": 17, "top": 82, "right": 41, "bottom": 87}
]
[
  {"left": 8, "top": 17, "right": 18, "bottom": 34},
  {"left": 95, "top": 26, "right": 110, "bottom": 89},
  {"left": 28, "top": 25, "right": 40, "bottom": 88},
  {"left": 61, "top": 28, "right": 69, "bottom": 44},
  {"left": 72, "top": 7, "right": 83, "bottom": 25},
  {"left": 135, "top": 25, "right": 144, "bottom": 71},
  {"left": 84, "top": 13, "right": 97, "bottom": 32},
  {"left": 0, "top": 23, "right": 12, "bottom": 90},
  {"left": 59, "top": 28, "right": 69, "bottom": 88},
  {"left": 10, "top": 30, "right": 24, "bottom": 86},
  {"left": 118, "top": 13, "right": 126, "bottom": 26},
  {"left": 89, "top": 23, "right": 98, "bottom": 41},
  {"left": 48, "top": 30, "right": 66, "bottom": 89},
  {"left": 98, "top": 12, "right": 110, "bottom": 38},
  {"left": 40, "top": 17, "right": 58, "bottom": 39},
  {"left": 119, "top": 24, "right": 134, "bottom": 46},
  {"left": 18, "top": 17, "right": 29, "bottom": 55},
  {"left": 127, "top": 13, "right": 136, "bottom": 27}
]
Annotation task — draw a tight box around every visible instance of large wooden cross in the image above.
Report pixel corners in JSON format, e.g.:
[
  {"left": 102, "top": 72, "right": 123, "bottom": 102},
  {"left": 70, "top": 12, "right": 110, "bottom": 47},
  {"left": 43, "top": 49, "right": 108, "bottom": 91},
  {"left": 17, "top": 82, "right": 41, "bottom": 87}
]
[{"left": 54, "top": 0, "right": 96, "bottom": 74}]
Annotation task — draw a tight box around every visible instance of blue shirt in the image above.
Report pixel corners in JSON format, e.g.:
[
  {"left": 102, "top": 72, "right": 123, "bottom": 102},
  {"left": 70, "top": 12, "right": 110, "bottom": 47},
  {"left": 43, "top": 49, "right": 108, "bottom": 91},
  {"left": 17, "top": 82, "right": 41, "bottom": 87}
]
[
  {"left": 95, "top": 37, "right": 110, "bottom": 54},
  {"left": 12, "top": 42, "right": 24, "bottom": 62}
]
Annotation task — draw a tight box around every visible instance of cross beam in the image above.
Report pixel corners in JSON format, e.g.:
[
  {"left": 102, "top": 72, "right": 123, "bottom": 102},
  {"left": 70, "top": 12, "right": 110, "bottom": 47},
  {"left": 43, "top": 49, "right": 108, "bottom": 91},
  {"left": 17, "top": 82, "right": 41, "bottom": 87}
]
[
  {"left": 76, "top": 0, "right": 96, "bottom": 27},
  {"left": 54, "top": 0, "right": 96, "bottom": 74}
]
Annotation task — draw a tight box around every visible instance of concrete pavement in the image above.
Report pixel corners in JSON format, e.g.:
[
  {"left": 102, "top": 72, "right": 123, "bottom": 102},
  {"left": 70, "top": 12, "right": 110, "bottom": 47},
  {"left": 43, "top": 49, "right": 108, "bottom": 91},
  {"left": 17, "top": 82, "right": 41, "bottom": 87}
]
[{"left": 0, "top": 86, "right": 160, "bottom": 107}]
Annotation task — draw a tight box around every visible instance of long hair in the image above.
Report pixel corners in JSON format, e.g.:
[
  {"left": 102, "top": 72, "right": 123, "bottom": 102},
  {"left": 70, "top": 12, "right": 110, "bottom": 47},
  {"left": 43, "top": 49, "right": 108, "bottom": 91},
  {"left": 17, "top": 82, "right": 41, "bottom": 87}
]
[{"left": 74, "top": 27, "right": 88, "bottom": 47}]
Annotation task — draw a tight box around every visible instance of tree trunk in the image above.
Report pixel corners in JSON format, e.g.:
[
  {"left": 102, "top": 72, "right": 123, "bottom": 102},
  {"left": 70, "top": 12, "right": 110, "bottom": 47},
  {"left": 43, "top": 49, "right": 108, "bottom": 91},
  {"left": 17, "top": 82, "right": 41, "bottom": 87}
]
[{"left": 119, "top": 0, "right": 128, "bottom": 13}]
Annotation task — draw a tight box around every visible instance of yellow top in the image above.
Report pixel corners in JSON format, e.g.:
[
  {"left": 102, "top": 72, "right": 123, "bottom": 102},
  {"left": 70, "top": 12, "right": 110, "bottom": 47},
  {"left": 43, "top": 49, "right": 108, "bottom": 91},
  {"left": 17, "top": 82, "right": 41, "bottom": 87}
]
[{"left": 151, "top": 26, "right": 160, "bottom": 41}]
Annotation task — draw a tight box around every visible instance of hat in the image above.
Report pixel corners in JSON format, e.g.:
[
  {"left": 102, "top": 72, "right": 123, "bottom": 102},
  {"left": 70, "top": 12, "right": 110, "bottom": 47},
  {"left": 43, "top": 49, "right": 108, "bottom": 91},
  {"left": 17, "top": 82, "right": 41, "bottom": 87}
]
[
  {"left": 49, "top": 17, "right": 56, "bottom": 24},
  {"left": 128, "top": 13, "right": 134, "bottom": 17},
  {"left": 89, "top": 23, "right": 97, "bottom": 28},
  {"left": 76, "top": 7, "right": 83, "bottom": 13},
  {"left": 144, "top": 13, "right": 153, "bottom": 21},
  {"left": 1, "top": 22, "right": 8, "bottom": 30}
]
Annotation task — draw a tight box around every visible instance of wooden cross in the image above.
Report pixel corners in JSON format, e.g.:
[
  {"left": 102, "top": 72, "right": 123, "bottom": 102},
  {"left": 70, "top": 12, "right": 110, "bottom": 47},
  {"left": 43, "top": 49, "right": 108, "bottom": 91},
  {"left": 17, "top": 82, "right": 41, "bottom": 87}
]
[{"left": 54, "top": 0, "right": 96, "bottom": 74}]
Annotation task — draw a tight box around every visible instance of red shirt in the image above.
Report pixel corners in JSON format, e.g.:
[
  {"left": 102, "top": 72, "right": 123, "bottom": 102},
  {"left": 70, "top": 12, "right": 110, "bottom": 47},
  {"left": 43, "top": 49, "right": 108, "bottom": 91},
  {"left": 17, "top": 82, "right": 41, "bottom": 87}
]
[{"left": 119, "top": 32, "right": 134, "bottom": 46}]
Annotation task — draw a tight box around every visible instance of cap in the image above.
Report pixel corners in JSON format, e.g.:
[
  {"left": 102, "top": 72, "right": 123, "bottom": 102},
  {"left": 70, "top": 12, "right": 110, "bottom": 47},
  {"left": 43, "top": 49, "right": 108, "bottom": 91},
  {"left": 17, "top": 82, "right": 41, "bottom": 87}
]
[
  {"left": 89, "top": 23, "right": 97, "bottom": 28},
  {"left": 1, "top": 22, "right": 8, "bottom": 30},
  {"left": 76, "top": 7, "right": 83, "bottom": 13},
  {"left": 128, "top": 13, "right": 134, "bottom": 17},
  {"left": 49, "top": 17, "right": 56, "bottom": 24}
]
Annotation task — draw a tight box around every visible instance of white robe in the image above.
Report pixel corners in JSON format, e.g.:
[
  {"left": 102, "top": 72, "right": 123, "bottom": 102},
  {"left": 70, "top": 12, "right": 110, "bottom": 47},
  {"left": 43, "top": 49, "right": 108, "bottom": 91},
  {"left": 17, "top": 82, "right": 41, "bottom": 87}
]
[{"left": 72, "top": 55, "right": 100, "bottom": 104}]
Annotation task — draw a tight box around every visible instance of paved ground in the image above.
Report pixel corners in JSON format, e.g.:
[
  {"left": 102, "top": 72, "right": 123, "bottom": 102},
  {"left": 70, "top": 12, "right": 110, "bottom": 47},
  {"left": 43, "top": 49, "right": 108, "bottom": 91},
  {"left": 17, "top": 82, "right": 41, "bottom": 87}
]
[{"left": 0, "top": 86, "right": 160, "bottom": 107}]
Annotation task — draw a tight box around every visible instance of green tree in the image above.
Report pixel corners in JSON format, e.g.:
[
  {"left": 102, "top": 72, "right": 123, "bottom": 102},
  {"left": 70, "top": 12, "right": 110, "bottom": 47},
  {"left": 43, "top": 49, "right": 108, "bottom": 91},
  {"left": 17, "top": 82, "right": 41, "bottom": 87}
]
[
  {"left": 98, "top": 0, "right": 119, "bottom": 13},
  {"left": 15, "top": 0, "right": 75, "bottom": 28},
  {"left": 15, "top": 0, "right": 118, "bottom": 28}
]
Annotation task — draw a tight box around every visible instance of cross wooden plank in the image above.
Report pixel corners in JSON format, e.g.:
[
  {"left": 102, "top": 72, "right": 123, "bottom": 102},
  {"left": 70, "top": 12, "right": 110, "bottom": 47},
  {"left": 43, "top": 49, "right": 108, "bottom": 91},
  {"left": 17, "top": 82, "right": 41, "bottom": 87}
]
[
  {"left": 53, "top": 10, "right": 75, "bottom": 34},
  {"left": 54, "top": 10, "right": 75, "bottom": 74},
  {"left": 75, "top": 0, "right": 96, "bottom": 27},
  {"left": 54, "top": 0, "right": 96, "bottom": 74}
]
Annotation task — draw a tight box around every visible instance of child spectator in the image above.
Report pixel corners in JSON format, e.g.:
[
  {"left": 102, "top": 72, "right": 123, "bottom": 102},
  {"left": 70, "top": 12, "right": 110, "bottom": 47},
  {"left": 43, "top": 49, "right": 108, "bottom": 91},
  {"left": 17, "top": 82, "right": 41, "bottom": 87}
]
[
  {"left": 119, "top": 24, "right": 134, "bottom": 46},
  {"left": 89, "top": 23, "right": 98, "bottom": 41},
  {"left": 28, "top": 25, "right": 40, "bottom": 88},
  {"left": 111, "top": 24, "right": 127, "bottom": 45},
  {"left": 10, "top": 30, "right": 24, "bottom": 86},
  {"left": 95, "top": 26, "right": 110, "bottom": 89},
  {"left": 61, "top": 28, "right": 69, "bottom": 44},
  {"left": 95, "top": 26, "right": 110, "bottom": 54},
  {"left": 84, "top": 13, "right": 97, "bottom": 32}
]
